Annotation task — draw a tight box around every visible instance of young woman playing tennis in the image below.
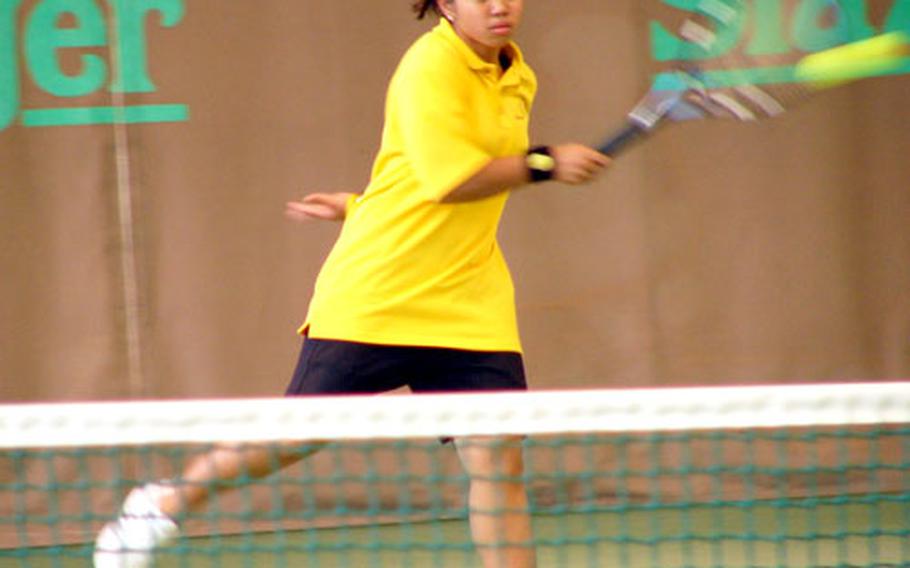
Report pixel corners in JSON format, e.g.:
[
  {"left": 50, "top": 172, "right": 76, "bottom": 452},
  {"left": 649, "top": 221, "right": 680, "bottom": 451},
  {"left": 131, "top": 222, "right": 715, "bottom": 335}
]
[{"left": 95, "top": 1, "right": 609, "bottom": 566}]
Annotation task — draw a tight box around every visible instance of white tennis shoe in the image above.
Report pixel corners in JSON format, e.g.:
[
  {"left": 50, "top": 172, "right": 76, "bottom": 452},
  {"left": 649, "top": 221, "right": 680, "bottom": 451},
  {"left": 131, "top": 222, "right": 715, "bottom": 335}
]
[{"left": 93, "top": 483, "right": 180, "bottom": 568}]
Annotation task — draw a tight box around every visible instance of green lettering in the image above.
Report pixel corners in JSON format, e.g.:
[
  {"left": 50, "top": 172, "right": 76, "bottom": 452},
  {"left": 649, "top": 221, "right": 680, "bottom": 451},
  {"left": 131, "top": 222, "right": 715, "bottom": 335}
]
[
  {"left": 651, "top": 0, "right": 745, "bottom": 62},
  {"left": 107, "top": 0, "right": 184, "bottom": 93},
  {"left": 651, "top": 0, "right": 697, "bottom": 61},
  {"left": 22, "top": 103, "right": 188, "bottom": 126},
  {"left": 24, "top": 0, "right": 108, "bottom": 97},
  {"left": 747, "top": 0, "right": 789, "bottom": 56},
  {"left": 884, "top": 0, "right": 910, "bottom": 33},
  {"left": 0, "top": 0, "right": 24, "bottom": 130},
  {"left": 791, "top": 0, "right": 852, "bottom": 52},
  {"left": 837, "top": 0, "right": 876, "bottom": 40}
]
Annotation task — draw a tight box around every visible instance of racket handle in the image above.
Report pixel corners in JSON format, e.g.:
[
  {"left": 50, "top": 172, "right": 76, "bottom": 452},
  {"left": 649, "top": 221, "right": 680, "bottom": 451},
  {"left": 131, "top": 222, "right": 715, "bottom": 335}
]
[{"left": 597, "top": 121, "right": 647, "bottom": 157}]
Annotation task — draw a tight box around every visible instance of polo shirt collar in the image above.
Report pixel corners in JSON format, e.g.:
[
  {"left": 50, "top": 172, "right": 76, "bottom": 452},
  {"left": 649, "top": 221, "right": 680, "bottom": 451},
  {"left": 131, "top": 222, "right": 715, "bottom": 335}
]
[{"left": 433, "top": 18, "right": 525, "bottom": 80}]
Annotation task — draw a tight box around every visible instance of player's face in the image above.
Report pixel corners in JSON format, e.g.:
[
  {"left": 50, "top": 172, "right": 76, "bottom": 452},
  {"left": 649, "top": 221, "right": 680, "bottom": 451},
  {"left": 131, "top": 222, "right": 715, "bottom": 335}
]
[{"left": 441, "top": 0, "right": 524, "bottom": 62}]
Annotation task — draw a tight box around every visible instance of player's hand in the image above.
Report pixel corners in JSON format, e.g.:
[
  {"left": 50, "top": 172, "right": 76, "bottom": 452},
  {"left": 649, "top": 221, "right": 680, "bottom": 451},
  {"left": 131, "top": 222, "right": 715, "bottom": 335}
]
[
  {"left": 551, "top": 144, "right": 611, "bottom": 185},
  {"left": 285, "top": 192, "right": 355, "bottom": 222}
]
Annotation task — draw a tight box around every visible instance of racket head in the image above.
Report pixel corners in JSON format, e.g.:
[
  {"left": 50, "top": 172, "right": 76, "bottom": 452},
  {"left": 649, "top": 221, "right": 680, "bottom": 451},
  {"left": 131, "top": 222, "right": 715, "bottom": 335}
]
[
  {"left": 626, "top": 0, "right": 746, "bottom": 131},
  {"left": 600, "top": 0, "right": 891, "bottom": 156},
  {"left": 598, "top": 0, "right": 746, "bottom": 155},
  {"left": 647, "top": 0, "right": 864, "bottom": 124}
]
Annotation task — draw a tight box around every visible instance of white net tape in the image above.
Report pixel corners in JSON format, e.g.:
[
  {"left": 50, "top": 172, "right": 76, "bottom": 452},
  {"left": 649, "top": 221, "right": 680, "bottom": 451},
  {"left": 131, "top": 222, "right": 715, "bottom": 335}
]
[{"left": 3, "top": 382, "right": 909, "bottom": 449}]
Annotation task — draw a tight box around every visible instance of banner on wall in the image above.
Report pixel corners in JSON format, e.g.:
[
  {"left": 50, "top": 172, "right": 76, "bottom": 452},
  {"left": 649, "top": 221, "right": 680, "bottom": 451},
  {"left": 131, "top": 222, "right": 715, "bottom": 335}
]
[
  {"left": 2, "top": 0, "right": 908, "bottom": 135},
  {"left": 649, "top": 0, "right": 910, "bottom": 87},
  {"left": 0, "top": 0, "right": 188, "bottom": 132}
]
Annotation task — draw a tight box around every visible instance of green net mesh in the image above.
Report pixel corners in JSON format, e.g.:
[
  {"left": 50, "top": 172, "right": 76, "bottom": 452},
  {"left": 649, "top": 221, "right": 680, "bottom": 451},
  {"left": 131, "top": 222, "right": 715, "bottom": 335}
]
[{"left": 2, "top": 383, "right": 909, "bottom": 567}]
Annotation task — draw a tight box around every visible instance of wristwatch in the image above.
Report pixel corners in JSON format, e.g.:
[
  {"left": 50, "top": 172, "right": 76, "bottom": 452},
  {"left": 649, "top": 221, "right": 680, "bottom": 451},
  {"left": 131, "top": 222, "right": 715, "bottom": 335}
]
[{"left": 526, "top": 146, "right": 556, "bottom": 183}]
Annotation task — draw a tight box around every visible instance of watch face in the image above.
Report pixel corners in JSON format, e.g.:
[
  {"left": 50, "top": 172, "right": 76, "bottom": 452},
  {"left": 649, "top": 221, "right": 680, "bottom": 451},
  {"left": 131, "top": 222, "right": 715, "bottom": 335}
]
[{"left": 527, "top": 152, "right": 556, "bottom": 172}]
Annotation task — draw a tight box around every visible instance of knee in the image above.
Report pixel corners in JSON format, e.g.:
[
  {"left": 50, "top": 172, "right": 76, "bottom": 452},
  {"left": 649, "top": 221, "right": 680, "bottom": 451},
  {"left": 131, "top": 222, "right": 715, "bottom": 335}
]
[{"left": 457, "top": 437, "right": 525, "bottom": 480}]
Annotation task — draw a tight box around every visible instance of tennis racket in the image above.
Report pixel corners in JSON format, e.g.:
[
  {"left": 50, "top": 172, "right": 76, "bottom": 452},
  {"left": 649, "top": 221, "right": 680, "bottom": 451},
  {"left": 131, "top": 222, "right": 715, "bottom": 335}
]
[{"left": 599, "top": 0, "right": 910, "bottom": 157}]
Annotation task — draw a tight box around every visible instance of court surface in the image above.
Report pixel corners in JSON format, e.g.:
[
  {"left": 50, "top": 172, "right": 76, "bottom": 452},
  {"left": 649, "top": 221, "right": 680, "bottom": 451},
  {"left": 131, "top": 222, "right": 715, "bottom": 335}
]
[{"left": 11, "top": 500, "right": 908, "bottom": 567}]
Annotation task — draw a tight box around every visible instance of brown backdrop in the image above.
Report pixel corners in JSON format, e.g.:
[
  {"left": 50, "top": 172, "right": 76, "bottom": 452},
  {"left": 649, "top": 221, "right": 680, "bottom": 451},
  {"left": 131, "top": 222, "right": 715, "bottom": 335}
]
[
  {"left": 1, "top": 0, "right": 909, "bottom": 548},
  {"left": 2, "top": 1, "right": 908, "bottom": 401}
]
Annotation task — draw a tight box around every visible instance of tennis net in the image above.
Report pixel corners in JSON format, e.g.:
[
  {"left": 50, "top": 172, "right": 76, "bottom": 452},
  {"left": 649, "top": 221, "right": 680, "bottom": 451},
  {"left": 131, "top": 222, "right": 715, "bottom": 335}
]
[{"left": 2, "top": 382, "right": 909, "bottom": 567}]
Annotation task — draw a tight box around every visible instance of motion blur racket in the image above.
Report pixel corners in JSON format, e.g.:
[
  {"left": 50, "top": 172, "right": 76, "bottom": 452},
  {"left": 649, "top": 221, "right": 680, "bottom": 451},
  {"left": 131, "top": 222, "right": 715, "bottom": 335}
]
[{"left": 599, "top": 0, "right": 910, "bottom": 157}]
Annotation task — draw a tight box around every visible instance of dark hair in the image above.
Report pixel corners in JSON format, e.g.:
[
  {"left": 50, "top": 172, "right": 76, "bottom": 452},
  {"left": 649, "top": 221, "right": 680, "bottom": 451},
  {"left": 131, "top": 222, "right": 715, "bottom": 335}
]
[{"left": 412, "top": 0, "right": 441, "bottom": 19}]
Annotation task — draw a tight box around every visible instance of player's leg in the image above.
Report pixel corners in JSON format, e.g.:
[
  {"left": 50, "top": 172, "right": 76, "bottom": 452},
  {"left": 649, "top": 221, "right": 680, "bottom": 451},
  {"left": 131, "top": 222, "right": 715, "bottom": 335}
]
[
  {"left": 93, "top": 441, "right": 318, "bottom": 567},
  {"left": 157, "top": 441, "right": 320, "bottom": 515},
  {"left": 410, "top": 347, "right": 534, "bottom": 567},
  {"left": 456, "top": 436, "right": 535, "bottom": 568},
  {"left": 93, "top": 442, "right": 323, "bottom": 568},
  {"left": 94, "top": 337, "right": 401, "bottom": 567}
]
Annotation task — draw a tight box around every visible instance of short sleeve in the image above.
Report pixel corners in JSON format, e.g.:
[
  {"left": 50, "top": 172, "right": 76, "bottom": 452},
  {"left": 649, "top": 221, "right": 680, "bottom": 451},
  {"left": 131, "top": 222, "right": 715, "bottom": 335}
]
[
  {"left": 392, "top": 59, "right": 493, "bottom": 203},
  {"left": 345, "top": 193, "right": 362, "bottom": 218}
]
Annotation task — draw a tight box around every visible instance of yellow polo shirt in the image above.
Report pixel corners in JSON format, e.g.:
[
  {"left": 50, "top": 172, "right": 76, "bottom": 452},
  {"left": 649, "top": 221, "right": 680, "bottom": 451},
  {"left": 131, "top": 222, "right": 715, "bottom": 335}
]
[{"left": 302, "top": 19, "right": 537, "bottom": 352}]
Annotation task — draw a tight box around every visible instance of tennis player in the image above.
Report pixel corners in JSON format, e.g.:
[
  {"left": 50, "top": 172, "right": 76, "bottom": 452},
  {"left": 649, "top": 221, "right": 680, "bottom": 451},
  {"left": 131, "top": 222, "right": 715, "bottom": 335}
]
[{"left": 94, "top": 1, "right": 609, "bottom": 566}]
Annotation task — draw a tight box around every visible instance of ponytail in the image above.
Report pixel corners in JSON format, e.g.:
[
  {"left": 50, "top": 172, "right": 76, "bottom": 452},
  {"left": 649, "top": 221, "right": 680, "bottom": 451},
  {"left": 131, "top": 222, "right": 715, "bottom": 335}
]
[{"left": 411, "top": 0, "right": 440, "bottom": 20}]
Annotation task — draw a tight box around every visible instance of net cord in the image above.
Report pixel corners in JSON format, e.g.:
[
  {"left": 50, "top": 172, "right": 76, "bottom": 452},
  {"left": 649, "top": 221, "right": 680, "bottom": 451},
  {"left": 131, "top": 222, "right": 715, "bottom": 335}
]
[{"left": 2, "top": 382, "right": 909, "bottom": 449}]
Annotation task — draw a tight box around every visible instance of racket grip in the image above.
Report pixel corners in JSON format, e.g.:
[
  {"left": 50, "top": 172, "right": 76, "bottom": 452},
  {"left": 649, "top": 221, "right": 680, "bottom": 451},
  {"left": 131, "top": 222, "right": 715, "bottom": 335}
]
[{"left": 597, "top": 121, "right": 647, "bottom": 157}]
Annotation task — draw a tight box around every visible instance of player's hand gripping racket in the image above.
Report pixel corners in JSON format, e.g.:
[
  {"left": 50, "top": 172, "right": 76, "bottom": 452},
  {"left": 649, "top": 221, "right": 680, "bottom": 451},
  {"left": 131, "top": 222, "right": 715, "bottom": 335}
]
[{"left": 599, "top": 0, "right": 910, "bottom": 157}]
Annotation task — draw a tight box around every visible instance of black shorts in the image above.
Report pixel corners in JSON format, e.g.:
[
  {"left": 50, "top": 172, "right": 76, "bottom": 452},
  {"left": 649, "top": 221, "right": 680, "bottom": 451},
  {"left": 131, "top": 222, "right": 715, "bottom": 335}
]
[{"left": 285, "top": 338, "right": 527, "bottom": 396}]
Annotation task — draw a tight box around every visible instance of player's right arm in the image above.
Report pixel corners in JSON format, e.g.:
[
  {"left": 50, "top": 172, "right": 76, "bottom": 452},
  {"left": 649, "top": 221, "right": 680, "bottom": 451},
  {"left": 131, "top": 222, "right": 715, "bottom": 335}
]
[{"left": 441, "top": 144, "right": 610, "bottom": 204}]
